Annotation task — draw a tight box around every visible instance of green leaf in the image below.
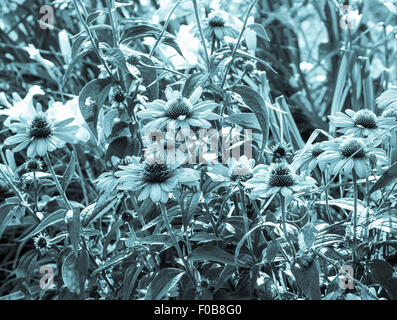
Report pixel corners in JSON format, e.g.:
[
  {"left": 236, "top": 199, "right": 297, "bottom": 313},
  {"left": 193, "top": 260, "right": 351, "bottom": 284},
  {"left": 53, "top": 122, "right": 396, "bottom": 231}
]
[
  {"left": 369, "top": 161, "right": 397, "bottom": 195},
  {"left": 291, "top": 255, "right": 321, "bottom": 300},
  {"left": 263, "top": 241, "right": 280, "bottom": 263},
  {"left": 19, "top": 209, "right": 67, "bottom": 242},
  {"left": 227, "top": 113, "right": 260, "bottom": 129},
  {"left": 145, "top": 268, "right": 185, "bottom": 300},
  {"left": 366, "top": 260, "right": 397, "bottom": 299},
  {"left": 66, "top": 208, "right": 81, "bottom": 257},
  {"left": 61, "top": 152, "right": 76, "bottom": 191},
  {"left": 298, "top": 223, "right": 318, "bottom": 251},
  {"left": 78, "top": 77, "right": 113, "bottom": 137},
  {"left": 62, "top": 251, "right": 81, "bottom": 294},
  {"left": 233, "top": 85, "right": 269, "bottom": 149},
  {"left": 188, "top": 246, "right": 236, "bottom": 265},
  {"left": 182, "top": 73, "right": 207, "bottom": 98},
  {"left": 93, "top": 248, "right": 134, "bottom": 274},
  {"left": 0, "top": 204, "right": 22, "bottom": 240},
  {"left": 247, "top": 23, "right": 270, "bottom": 41},
  {"left": 105, "top": 136, "right": 132, "bottom": 164},
  {"left": 122, "top": 264, "right": 144, "bottom": 300}
]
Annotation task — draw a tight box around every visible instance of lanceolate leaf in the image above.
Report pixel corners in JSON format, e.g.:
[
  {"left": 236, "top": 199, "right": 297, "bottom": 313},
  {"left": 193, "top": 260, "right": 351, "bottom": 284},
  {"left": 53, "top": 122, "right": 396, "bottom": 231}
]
[
  {"left": 19, "top": 209, "right": 67, "bottom": 242},
  {"left": 78, "top": 77, "right": 113, "bottom": 137},
  {"left": 188, "top": 246, "right": 236, "bottom": 265},
  {"left": 145, "top": 268, "right": 185, "bottom": 300},
  {"left": 61, "top": 151, "right": 76, "bottom": 191},
  {"left": 369, "top": 161, "right": 397, "bottom": 195}
]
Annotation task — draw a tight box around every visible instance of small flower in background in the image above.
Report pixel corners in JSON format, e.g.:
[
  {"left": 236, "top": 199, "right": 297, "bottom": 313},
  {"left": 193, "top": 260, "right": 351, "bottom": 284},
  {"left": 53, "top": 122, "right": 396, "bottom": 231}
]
[
  {"left": 95, "top": 156, "right": 135, "bottom": 193},
  {"left": 0, "top": 85, "right": 44, "bottom": 127},
  {"left": 245, "top": 162, "right": 316, "bottom": 199},
  {"left": 207, "top": 155, "right": 255, "bottom": 185},
  {"left": 47, "top": 97, "right": 91, "bottom": 143},
  {"left": 115, "top": 155, "right": 200, "bottom": 203},
  {"left": 382, "top": 106, "right": 397, "bottom": 121},
  {"left": 5, "top": 108, "right": 79, "bottom": 158},
  {"left": 24, "top": 158, "right": 43, "bottom": 172},
  {"left": 294, "top": 142, "right": 327, "bottom": 173},
  {"left": 266, "top": 142, "right": 292, "bottom": 163},
  {"left": 33, "top": 232, "right": 52, "bottom": 255},
  {"left": 201, "top": 10, "right": 239, "bottom": 42},
  {"left": 329, "top": 109, "right": 395, "bottom": 141},
  {"left": 318, "top": 137, "right": 388, "bottom": 178},
  {"left": 137, "top": 86, "right": 220, "bottom": 136}
]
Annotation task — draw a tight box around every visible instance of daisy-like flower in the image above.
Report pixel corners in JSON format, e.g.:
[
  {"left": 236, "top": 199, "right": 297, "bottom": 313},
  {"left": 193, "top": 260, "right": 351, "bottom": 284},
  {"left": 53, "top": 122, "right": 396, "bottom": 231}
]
[
  {"left": 137, "top": 87, "right": 220, "bottom": 136},
  {"left": 115, "top": 155, "right": 200, "bottom": 203},
  {"left": 382, "top": 106, "right": 397, "bottom": 121},
  {"left": 207, "top": 155, "right": 256, "bottom": 185},
  {"left": 329, "top": 109, "right": 395, "bottom": 140},
  {"left": 96, "top": 156, "right": 135, "bottom": 193},
  {"left": 293, "top": 142, "right": 327, "bottom": 173},
  {"left": 266, "top": 142, "right": 292, "bottom": 163},
  {"left": 318, "top": 137, "right": 388, "bottom": 178},
  {"left": 24, "top": 158, "right": 43, "bottom": 172},
  {"left": 4, "top": 109, "right": 79, "bottom": 158},
  {"left": 245, "top": 162, "right": 316, "bottom": 198},
  {"left": 201, "top": 10, "right": 239, "bottom": 42},
  {"left": 33, "top": 232, "right": 52, "bottom": 255}
]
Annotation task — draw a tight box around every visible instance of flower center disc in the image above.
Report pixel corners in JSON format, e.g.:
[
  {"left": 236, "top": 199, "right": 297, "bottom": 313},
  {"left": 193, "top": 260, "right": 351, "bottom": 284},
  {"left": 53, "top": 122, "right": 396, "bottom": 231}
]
[
  {"left": 165, "top": 97, "right": 192, "bottom": 120},
  {"left": 209, "top": 16, "right": 226, "bottom": 28},
  {"left": 269, "top": 165, "right": 294, "bottom": 187},
  {"left": 229, "top": 165, "right": 253, "bottom": 182},
  {"left": 143, "top": 163, "right": 170, "bottom": 183},
  {"left": 29, "top": 115, "right": 52, "bottom": 139},
  {"left": 353, "top": 110, "right": 378, "bottom": 129},
  {"left": 340, "top": 139, "right": 366, "bottom": 159}
]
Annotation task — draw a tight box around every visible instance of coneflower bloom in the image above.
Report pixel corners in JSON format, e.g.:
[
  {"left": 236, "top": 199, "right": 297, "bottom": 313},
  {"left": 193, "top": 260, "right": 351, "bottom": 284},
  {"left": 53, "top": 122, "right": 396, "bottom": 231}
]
[
  {"left": 245, "top": 162, "right": 316, "bottom": 198},
  {"left": 33, "top": 232, "right": 52, "bottom": 255},
  {"left": 115, "top": 155, "right": 200, "bottom": 203},
  {"left": 201, "top": 11, "right": 239, "bottom": 42},
  {"left": 294, "top": 142, "right": 327, "bottom": 173},
  {"left": 24, "top": 158, "right": 43, "bottom": 172},
  {"left": 4, "top": 110, "right": 79, "bottom": 158},
  {"left": 207, "top": 155, "right": 256, "bottom": 186},
  {"left": 329, "top": 109, "right": 395, "bottom": 141},
  {"left": 136, "top": 87, "right": 220, "bottom": 136},
  {"left": 266, "top": 142, "right": 292, "bottom": 163},
  {"left": 382, "top": 106, "right": 397, "bottom": 121},
  {"left": 318, "top": 137, "right": 388, "bottom": 178},
  {"left": 96, "top": 156, "right": 135, "bottom": 193}
]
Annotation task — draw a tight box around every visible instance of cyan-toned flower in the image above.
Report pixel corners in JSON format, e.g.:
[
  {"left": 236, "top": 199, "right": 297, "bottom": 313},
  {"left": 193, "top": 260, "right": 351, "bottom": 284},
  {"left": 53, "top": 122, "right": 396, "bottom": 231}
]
[
  {"left": 33, "top": 232, "right": 52, "bottom": 255},
  {"left": 207, "top": 155, "right": 256, "bottom": 185},
  {"left": 294, "top": 142, "right": 327, "bottom": 173},
  {"left": 137, "top": 86, "right": 219, "bottom": 136},
  {"left": 318, "top": 137, "right": 388, "bottom": 178},
  {"left": 202, "top": 11, "right": 239, "bottom": 42},
  {"left": 329, "top": 109, "right": 395, "bottom": 141},
  {"left": 115, "top": 155, "right": 200, "bottom": 203},
  {"left": 5, "top": 108, "right": 79, "bottom": 158},
  {"left": 245, "top": 162, "right": 316, "bottom": 198}
]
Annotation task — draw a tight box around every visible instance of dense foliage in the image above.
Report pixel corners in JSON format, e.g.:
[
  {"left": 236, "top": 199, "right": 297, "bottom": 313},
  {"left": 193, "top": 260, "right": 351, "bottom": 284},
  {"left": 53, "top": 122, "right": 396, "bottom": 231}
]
[{"left": 0, "top": 0, "right": 396, "bottom": 300}]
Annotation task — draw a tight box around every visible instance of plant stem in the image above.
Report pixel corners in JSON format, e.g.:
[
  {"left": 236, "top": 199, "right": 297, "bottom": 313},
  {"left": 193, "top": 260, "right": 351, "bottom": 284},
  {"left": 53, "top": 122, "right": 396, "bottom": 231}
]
[
  {"left": 280, "top": 193, "right": 296, "bottom": 261},
  {"left": 150, "top": 0, "right": 182, "bottom": 58},
  {"left": 220, "top": 0, "right": 257, "bottom": 89},
  {"left": 159, "top": 202, "right": 196, "bottom": 286},
  {"left": 192, "top": 0, "right": 209, "bottom": 69},
  {"left": 44, "top": 153, "right": 73, "bottom": 211},
  {"left": 239, "top": 187, "right": 255, "bottom": 261},
  {"left": 352, "top": 169, "right": 358, "bottom": 267}
]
